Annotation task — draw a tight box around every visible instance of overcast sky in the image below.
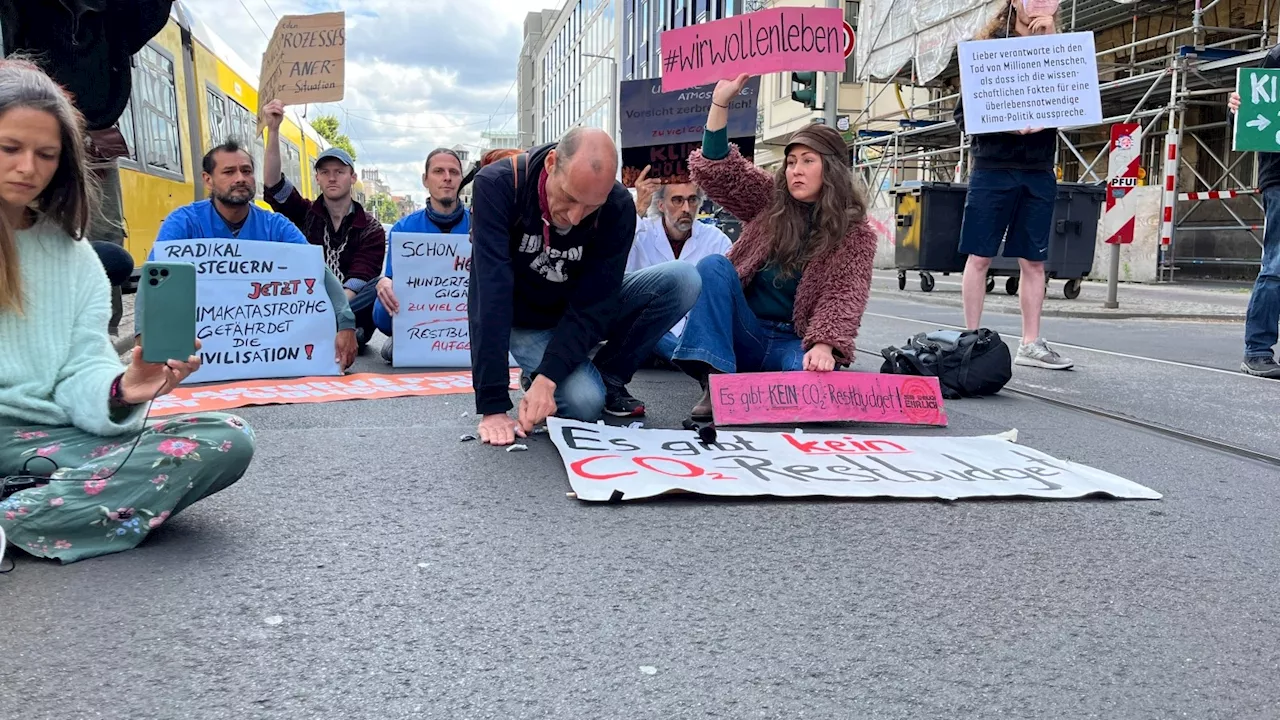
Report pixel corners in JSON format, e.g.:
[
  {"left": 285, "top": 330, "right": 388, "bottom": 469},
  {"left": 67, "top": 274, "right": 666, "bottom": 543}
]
[{"left": 185, "top": 0, "right": 554, "bottom": 203}]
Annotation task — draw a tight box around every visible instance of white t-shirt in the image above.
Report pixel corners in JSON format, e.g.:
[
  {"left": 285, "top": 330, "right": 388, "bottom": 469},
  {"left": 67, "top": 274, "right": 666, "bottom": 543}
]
[{"left": 626, "top": 216, "right": 732, "bottom": 336}]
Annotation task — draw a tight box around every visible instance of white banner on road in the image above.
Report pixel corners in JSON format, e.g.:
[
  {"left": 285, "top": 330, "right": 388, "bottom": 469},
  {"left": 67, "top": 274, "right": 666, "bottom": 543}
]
[
  {"left": 390, "top": 232, "right": 516, "bottom": 369},
  {"left": 548, "top": 418, "right": 1161, "bottom": 502},
  {"left": 154, "top": 239, "right": 339, "bottom": 383},
  {"left": 957, "top": 31, "right": 1102, "bottom": 135}
]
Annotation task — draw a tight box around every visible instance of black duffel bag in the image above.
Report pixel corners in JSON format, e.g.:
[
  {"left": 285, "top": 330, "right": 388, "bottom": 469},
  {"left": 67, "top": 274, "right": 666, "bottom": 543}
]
[{"left": 879, "top": 329, "right": 1012, "bottom": 399}]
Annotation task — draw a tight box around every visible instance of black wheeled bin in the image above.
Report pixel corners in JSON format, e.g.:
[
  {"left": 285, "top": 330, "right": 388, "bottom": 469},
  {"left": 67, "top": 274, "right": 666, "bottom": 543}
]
[
  {"left": 989, "top": 183, "right": 1105, "bottom": 299},
  {"left": 892, "top": 182, "right": 968, "bottom": 292}
]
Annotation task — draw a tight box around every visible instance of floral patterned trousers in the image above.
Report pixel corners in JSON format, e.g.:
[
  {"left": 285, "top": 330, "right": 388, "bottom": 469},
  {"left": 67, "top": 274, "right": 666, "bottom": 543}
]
[{"left": 0, "top": 412, "right": 255, "bottom": 563}]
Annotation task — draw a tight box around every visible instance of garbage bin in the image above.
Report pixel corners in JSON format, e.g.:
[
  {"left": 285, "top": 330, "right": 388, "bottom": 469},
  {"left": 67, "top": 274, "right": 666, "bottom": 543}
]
[
  {"left": 892, "top": 182, "right": 968, "bottom": 292},
  {"left": 989, "top": 182, "right": 1105, "bottom": 299}
]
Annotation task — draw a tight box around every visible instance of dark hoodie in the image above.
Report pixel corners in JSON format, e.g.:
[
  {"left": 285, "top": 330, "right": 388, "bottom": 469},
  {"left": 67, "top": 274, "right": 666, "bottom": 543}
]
[
  {"left": 1256, "top": 44, "right": 1280, "bottom": 192},
  {"left": 952, "top": 97, "right": 1057, "bottom": 172},
  {"left": 0, "top": 1, "right": 174, "bottom": 131},
  {"left": 467, "top": 143, "right": 636, "bottom": 416}
]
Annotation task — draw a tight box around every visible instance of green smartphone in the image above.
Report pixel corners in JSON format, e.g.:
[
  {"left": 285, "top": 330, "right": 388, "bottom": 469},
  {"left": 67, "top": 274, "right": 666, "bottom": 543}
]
[{"left": 138, "top": 261, "right": 197, "bottom": 365}]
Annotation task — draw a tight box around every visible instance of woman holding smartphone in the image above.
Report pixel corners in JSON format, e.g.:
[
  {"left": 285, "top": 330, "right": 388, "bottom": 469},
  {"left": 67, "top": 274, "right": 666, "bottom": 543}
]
[{"left": 0, "top": 58, "right": 255, "bottom": 563}]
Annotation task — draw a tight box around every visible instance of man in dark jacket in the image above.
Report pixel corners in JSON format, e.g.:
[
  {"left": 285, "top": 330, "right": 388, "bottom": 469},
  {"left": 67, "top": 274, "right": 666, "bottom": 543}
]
[
  {"left": 261, "top": 99, "right": 385, "bottom": 349},
  {"left": 1229, "top": 44, "right": 1280, "bottom": 379},
  {"left": 468, "top": 127, "right": 701, "bottom": 445}
]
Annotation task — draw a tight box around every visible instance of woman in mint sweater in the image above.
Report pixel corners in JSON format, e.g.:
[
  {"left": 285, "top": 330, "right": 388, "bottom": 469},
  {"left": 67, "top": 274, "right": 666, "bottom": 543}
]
[{"left": 0, "top": 59, "right": 255, "bottom": 564}]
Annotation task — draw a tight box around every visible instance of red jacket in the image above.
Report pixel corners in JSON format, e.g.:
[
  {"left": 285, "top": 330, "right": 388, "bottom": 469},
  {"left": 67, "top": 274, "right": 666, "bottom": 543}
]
[
  {"left": 264, "top": 178, "right": 386, "bottom": 285},
  {"left": 688, "top": 143, "right": 876, "bottom": 362}
]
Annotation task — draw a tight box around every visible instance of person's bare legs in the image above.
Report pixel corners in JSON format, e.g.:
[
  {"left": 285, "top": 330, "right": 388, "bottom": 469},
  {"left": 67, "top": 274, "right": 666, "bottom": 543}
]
[
  {"left": 962, "top": 255, "right": 993, "bottom": 330},
  {"left": 1018, "top": 258, "right": 1046, "bottom": 343}
]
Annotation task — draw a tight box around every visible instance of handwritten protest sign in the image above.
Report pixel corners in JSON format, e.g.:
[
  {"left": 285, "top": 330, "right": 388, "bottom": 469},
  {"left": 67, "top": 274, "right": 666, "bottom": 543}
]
[
  {"left": 548, "top": 418, "right": 1162, "bottom": 502},
  {"left": 660, "top": 7, "right": 845, "bottom": 92},
  {"left": 709, "top": 371, "right": 946, "bottom": 426},
  {"left": 389, "top": 233, "right": 516, "bottom": 369},
  {"left": 957, "top": 31, "right": 1101, "bottom": 134},
  {"left": 1232, "top": 68, "right": 1280, "bottom": 152},
  {"left": 155, "top": 239, "right": 338, "bottom": 383},
  {"left": 256, "top": 12, "right": 345, "bottom": 134},
  {"left": 620, "top": 77, "right": 759, "bottom": 186},
  {"left": 150, "top": 369, "right": 521, "bottom": 417}
]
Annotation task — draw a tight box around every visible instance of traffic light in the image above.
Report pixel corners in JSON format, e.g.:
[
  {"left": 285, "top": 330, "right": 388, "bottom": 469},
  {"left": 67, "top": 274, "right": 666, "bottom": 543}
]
[{"left": 792, "top": 72, "right": 818, "bottom": 109}]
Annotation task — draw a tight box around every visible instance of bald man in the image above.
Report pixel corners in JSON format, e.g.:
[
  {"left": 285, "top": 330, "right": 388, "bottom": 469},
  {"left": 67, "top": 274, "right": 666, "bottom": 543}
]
[{"left": 468, "top": 127, "right": 701, "bottom": 445}]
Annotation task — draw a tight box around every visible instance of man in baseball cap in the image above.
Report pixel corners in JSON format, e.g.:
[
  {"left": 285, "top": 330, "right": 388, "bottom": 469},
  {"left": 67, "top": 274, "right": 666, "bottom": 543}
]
[{"left": 261, "top": 99, "right": 386, "bottom": 350}]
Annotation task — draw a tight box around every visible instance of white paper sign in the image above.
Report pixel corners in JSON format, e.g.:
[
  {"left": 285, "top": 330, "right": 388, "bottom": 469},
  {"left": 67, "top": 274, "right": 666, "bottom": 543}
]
[
  {"left": 154, "top": 239, "right": 339, "bottom": 383},
  {"left": 390, "top": 232, "right": 515, "bottom": 369},
  {"left": 548, "top": 418, "right": 1161, "bottom": 502},
  {"left": 957, "top": 31, "right": 1101, "bottom": 135}
]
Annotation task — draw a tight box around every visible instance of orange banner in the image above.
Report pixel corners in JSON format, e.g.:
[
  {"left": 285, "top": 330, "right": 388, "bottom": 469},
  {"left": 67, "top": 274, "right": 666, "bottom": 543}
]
[{"left": 149, "top": 369, "right": 520, "bottom": 417}]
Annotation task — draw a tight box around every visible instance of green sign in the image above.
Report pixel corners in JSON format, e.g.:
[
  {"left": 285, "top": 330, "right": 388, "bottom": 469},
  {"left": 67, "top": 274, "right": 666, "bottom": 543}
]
[{"left": 1234, "top": 68, "right": 1280, "bottom": 152}]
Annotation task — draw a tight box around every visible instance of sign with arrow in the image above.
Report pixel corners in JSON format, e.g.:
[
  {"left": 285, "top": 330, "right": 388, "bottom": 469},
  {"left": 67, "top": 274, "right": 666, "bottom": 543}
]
[{"left": 1233, "top": 68, "right": 1280, "bottom": 152}]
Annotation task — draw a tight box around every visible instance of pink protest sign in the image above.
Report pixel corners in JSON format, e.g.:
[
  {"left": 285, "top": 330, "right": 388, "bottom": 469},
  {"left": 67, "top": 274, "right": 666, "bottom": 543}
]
[
  {"left": 709, "top": 371, "right": 947, "bottom": 427},
  {"left": 660, "top": 7, "right": 846, "bottom": 92}
]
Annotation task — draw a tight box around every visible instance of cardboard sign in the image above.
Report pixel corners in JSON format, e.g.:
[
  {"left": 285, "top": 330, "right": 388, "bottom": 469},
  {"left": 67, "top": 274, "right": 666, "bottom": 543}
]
[
  {"left": 548, "top": 418, "right": 1162, "bottom": 502},
  {"left": 709, "top": 371, "right": 946, "bottom": 426},
  {"left": 660, "top": 7, "right": 846, "bottom": 92},
  {"left": 957, "top": 31, "right": 1101, "bottom": 134},
  {"left": 389, "top": 232, "right": 517, "bottom": 369},
  {"left": 620, "top": 77, "right": 760, "bottom": 186},
  {"left": 1233, "top": 68, "right": 1280, "bottom": 152},
  {"left": 154, "top": 239, "right": 339, "bottom": 383},
  {"left": 256, "top": 12, "right": 346, "bottom": 134},
  {"left": 149, "top": 369, "right": 521, "bottom": 417}
]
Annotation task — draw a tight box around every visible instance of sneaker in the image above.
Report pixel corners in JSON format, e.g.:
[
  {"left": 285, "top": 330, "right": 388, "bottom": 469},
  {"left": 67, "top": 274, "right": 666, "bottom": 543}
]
[
  {"left": 355, "top": 327, "right": 369, "bottom": 352},
  {"left": 1015, "top": 338, "right": 1074, "bottom": 370},
  {"left": 1241, "top": 356, "right": 1280, "bottom": 378},
  {"left": 604, "top": 384, "right": 645, "bottom": 417},
  {"left": 379, "top": 338, "right": 393, "bottom": 364}
]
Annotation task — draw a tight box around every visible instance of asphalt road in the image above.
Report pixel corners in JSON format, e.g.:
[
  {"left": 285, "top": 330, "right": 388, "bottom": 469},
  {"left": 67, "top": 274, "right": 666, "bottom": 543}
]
[{"left": 4, "top": 292, "right": 1279, "bottom": 720}]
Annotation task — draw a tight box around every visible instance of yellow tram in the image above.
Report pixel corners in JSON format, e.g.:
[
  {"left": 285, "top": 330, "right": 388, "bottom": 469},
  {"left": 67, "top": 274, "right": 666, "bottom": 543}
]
[{"left": 114, "top": 2, "right": 329, "bottom": 267}]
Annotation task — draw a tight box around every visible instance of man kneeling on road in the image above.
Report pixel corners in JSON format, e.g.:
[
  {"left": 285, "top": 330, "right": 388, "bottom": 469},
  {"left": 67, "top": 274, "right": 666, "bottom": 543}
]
[
  {"left": 261, "top": 99, "right": 385, "bottom": 351},
  {"left": 629, "top": 166, "right": 732, "bottom": 363},
  {"left": 468, "top": 127, "right": 701, "bottom": 445}
]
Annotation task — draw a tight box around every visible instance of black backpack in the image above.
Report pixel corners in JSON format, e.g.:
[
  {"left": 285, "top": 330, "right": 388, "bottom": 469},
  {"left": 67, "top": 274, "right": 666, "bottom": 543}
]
[{"left": 879, "top": 329, "right": 1012, "bottom": 399}]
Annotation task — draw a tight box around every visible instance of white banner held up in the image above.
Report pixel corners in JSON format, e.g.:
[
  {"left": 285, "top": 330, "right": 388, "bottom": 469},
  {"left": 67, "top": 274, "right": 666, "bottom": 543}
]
[
  {"left": 154, "top": 239, "right": 339, "bottom": 383},
  {"left": 548, "top": 418, "right": 1161, "bottom": 502},
  {"left": 957, "top": 31, "right": 1101, "bottom": 135},
  {"left": 390, "top": 232, "right": 516, "bottom": 369}
]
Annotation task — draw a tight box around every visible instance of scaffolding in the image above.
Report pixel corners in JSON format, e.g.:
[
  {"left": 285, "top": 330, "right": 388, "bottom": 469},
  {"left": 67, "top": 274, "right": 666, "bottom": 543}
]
[{"left": 852, "top": 0, "right": 1278, "bottom": 280}]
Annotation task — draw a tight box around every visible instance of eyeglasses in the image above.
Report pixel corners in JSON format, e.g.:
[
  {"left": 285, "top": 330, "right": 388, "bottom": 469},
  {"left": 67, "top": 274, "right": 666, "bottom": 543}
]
[{"left": 664, "top": 195, "right": 698, "bottom": 208}]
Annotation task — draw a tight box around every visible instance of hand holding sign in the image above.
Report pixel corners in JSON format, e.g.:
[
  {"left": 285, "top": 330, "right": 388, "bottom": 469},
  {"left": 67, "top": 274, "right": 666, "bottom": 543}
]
[
  {"left": 120, "top": 342, "right": 203, "bottom": 405},
  {"left": 802, "top": 343, "right": 836, "bottom": 372},
  {"left": 262, "top": 99, "right": 286, "bottom": 132}
]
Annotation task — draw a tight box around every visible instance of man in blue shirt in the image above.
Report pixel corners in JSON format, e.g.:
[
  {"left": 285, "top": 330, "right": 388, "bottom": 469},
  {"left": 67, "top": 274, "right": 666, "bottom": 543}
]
[
  {"left": 372, "top": 147, "right": 470, "bottom": 364},
  {"left": 152, "top": 140, "right": 358, "bottom": 370}
]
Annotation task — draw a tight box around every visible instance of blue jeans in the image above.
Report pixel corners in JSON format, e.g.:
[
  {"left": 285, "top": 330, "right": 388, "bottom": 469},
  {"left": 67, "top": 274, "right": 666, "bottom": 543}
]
[
  {"left": 672, "top": 255, "right": 805, "bottom": 373},
  {"left": 958, "top": 168, "right": 1056, "bottom": 260},
  {"left": 654, "top": 331, "right": 678, "bottom": 362},
  {"left": 1246, "top": 187, "right": 1280, "bottom": 358},
  {"left": 510, "top": 261, "right": 701, "bottom": 420}
]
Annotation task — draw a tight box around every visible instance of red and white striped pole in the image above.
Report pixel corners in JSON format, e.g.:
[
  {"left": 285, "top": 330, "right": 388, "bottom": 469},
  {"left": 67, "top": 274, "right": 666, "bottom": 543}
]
[{"left": 1160, "top": 130, "right": 1179, "bottom": 247}]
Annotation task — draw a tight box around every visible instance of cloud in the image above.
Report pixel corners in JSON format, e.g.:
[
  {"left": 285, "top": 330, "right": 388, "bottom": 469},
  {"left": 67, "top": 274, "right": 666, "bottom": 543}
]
[{"left": 184, "top": 0, "right": 546, "bottom": 203}]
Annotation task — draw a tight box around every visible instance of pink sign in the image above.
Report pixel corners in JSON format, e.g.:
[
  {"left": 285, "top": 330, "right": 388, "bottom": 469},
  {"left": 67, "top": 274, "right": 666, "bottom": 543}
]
[
  {"left": 660, "top": 7, "right": 846, "bottom": 92},
  {"left": 709, "top": 371, "right": 947, "bottom": 427}
]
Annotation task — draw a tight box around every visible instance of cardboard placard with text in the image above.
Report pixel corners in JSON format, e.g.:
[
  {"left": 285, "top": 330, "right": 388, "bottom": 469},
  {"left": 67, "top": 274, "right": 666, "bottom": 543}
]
[
  {"left": 1233, "top": 68, "right": 1280, "bottom": 152},
  {"left": 709, "top": 371, "right": 947, "bottom": 427},
  {"left": 256, "top": 12, "right": 345, "bottom": 134},
  {"left": 659, "top": 7, "right": 845, "bottom": 92},
  {"left": 153, "top": 239, "right": 339, "bottom": 384},
  {"left": 956, "top": 31, "right": 1101, "bottom": 135},
  {"left": 548, "top": 418, "right": 1161, "bottom": 502},
  {"left": 620, "top": 77, "right": 760, "bottom": 186}
]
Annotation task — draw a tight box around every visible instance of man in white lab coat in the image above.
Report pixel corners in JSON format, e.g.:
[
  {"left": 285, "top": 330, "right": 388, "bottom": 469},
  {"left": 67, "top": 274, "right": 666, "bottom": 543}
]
[{"left": 628, "top": 168, "right": 733, "bottom": 363}]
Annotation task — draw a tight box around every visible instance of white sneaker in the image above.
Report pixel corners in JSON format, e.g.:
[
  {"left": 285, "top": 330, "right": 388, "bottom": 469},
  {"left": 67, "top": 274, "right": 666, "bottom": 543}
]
[{"left": 1015, "top": 338, "right": 1074, "bottom": 370}]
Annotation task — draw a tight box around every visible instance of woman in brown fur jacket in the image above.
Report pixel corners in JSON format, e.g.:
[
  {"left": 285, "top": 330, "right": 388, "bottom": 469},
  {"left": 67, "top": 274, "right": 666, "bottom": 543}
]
[{"left": 672, "top": 73, "right": 878, "bottom": 420}]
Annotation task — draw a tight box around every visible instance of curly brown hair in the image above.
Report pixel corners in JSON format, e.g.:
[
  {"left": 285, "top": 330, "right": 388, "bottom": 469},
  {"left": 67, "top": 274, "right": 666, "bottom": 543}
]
[{"left": 761, "top": 153, "right": 866, "bottom": 280}]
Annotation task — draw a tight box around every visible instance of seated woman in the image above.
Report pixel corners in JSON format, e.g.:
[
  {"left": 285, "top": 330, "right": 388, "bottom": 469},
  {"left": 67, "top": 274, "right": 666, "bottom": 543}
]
[
  {"left": 0, "top": 58, "right": 255, "bottom": 564},
  {"left": 673, "top": 73, "right": 878, "bottom": 420}
]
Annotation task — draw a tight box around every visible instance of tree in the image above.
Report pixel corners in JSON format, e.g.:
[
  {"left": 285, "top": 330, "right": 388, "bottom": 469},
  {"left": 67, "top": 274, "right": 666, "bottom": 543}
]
[
  {"left": 311, "top": 115, "right": 357, "bottom": 161},
  {"left": 367, "top": 193, "right": 399, "bottom": 224}
]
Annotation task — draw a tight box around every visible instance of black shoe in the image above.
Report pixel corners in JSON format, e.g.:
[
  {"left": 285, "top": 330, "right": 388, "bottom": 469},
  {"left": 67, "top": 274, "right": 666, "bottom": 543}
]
[
  {"left": 604, "top": 384, "right": 645, "bottom": 417},
  {"left": 355, "top": 327, "right": 369, "bottom": 352},
  {"left": 520, "top": 371, "right": 532, "bottom": 391},
  {"left": 1241, "top": 356, "right": 1280, "bottom": 378}
]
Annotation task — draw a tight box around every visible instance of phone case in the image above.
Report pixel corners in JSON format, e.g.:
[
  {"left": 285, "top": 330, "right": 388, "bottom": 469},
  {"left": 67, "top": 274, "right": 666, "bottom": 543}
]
[{"left": 138, "top": 261, "right": 197, "bottom": 365}]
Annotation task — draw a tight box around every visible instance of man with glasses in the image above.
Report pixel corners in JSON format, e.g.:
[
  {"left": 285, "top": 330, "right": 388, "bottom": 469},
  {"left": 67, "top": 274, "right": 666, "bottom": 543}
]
[{"left": 630, "top": 168, "right": 732, "bottom": 363}]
